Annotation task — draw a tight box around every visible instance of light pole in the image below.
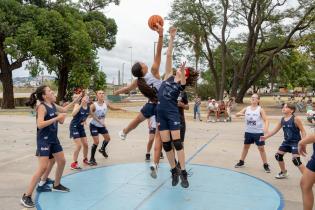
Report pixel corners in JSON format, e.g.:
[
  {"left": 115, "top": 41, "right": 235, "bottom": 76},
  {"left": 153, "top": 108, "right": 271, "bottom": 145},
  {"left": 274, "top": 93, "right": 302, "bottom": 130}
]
[
  {"left": 122, "top": 62, "right": 125, "bottom": 86},
  {"left": 128, "top": 46, "right": 133, "bottom": 83}
]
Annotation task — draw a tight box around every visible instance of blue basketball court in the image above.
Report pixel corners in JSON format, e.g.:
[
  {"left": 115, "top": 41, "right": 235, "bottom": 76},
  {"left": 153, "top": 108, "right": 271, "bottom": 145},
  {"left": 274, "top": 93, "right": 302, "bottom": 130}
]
[
  {"left": 35, "top": 134, "right": 283, "bottom": 210},
  {"left": 36, "top": 162, "right": 283, "bottom": 210}
]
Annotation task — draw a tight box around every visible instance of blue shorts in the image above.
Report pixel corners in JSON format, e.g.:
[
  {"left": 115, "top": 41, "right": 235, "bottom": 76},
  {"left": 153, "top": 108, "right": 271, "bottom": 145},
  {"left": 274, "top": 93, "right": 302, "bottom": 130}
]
[
  {"left": 244, "top": 132, "right": 265, "bottom": 146},
  {"left": 306, "top": 158, "right": 315, "bottom": 172},
  {"left": 90, "top": 123, "right": 108, "bottom": 136},
  {"left": 149, "top": 127, "right": 156, "bottom": 134},
  {"left": 279, "top": 141, "right": 299, "bottom": 154},
  {"left": 157, "top": 111, "right": 181, "bottom": 131},
  {"left": 70, "top": 125, "right": 86, "bottom": 139},
  {"left": 141, "top": 103, "right": 157, "bottom": 119},
  {"left": 36, "top": 143, "right": 63, "bottom": 159}
]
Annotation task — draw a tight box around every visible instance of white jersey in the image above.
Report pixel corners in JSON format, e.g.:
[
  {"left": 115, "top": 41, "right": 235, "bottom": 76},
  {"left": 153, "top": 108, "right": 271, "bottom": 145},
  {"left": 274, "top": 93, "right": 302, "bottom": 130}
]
[
  {"left": 245, "top": 106, "right": 264, "bottom": 133},
  {"left": 90, "top": 102, "right": 108, "bottom": 127},
  {"left": 143, "top": 72, "right": 162, "bottom": 91}
]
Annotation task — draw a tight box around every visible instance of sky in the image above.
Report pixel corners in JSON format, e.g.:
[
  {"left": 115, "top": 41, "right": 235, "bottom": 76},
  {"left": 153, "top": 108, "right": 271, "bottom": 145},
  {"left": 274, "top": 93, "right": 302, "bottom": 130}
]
[{"left": 13, "top": 0, "right": 174, "bottom": 84}]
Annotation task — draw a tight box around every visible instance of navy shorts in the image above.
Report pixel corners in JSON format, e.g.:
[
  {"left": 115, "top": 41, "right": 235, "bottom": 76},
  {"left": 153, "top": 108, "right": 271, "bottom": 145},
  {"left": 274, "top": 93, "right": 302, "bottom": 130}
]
[
  {"left": 244, "top": 132, "right": 265, "bottom": 146},
  {"left": 279, "top": 141, "right": 299, "bottom": 154},
  {"left": 90, "top": 123, "right": 108, "bottom": 136},
  {"left": 149, "top": 127, "right": 156, "bottom": 134},
  {"left": 306, "top": 158, "right": 315, "bottom": 172},
  {"left": 157, "top": 111, "right": 181, "bottom": 131},
  {"left": 141, "top": 103, "right": 157, "bottom": 119},
  {"left": 70, "top": 125, "right": 86, "bottom": 139},
  {"left": 36, "top": 143, "right": 63, "bottom": 159}
]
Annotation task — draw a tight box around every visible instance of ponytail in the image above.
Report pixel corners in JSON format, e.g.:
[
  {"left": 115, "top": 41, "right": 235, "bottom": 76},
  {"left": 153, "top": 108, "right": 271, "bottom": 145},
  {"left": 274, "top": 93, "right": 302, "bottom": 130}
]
[
  {"left": 132, "top": 62, "right": 158, "bottom": 103},
  {"left": 185, "top": 67, "right": 199, "bottom": 87},
  {"left": 26, "top": 85, "right": 47, "bottom": 108}
]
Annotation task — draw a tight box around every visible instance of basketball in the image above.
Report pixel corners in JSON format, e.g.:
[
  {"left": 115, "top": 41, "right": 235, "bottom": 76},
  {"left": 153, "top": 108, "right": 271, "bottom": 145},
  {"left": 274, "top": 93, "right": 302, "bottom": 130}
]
[{"left": 148, "top": 15, "right": 164, "bottom": 30}]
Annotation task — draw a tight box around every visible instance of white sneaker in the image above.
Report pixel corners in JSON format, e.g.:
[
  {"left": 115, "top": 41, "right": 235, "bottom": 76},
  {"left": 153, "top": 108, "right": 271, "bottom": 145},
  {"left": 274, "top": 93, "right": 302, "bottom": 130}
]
[
  {"left": 118, "top": 130, "right": 127, "bottom": 140},
  {"left": 150, "top": 163, "right": 158, "bottom": 179},
  {"left": 275, "top": 171, "right": 288, "bottom": 179},
  {"left": 212, "top": 119, "right": 216, "bottom": 123},
  {"left": 224, "top": 119, "right": 227, "bottom": 122},
  {"left": 207, "top": 119, "right": 211, "bottom": 123}
]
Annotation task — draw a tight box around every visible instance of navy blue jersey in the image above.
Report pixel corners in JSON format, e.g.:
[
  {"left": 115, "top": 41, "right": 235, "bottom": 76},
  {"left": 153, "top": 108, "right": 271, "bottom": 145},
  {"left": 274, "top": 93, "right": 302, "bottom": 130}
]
[
  {"left": 178, "top": 91, "right": 188, "bottom": 123},
  {"left": 37, "top": 103, "right": 59, "bottom": 144},
  {"left": 70, "top": 105, "right": 90, "bottom": 127},
  {"left": 158, "top": 76, "right": 184, "bottom": 111},
  {"left": 281, "top": 116, "right": 301, "bottom": 143}
]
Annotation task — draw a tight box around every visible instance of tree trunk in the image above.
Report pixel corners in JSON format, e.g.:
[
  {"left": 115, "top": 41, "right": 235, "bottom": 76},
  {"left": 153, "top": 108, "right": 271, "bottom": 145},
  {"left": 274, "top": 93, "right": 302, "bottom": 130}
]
[
  {"left": 57, "top": 64, "right": 69, "bottom": 103},
  {"left": 230, "top": 69, "right": 239, "bottom": 97},
  {"left": 235, "top": 83, "right": 250, "bottom": 103},
  {"left": 0, "top": 70, "right": 14, "bottom": 109}
]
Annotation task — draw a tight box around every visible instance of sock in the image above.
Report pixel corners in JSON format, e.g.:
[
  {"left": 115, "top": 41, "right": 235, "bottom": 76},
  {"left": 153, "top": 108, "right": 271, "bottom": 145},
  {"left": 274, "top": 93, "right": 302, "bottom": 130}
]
[
  {"left": 100, "top": 140, "right": 109, "bottom": 151},
  {"left": 91, "top": 144, "right": 98, "bottom": 160},
  {"left": 38, "top": 180, "right": 46, "bottom": 187}
]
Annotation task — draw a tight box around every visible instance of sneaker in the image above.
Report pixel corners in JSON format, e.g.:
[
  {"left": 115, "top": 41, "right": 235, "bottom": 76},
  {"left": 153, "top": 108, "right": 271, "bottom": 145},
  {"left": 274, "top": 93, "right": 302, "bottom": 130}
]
[
  {"left": 52, "top": 184, "right": 70, "bottom": 192},
  {"left": 212, "top": 119, "right": 216, "bottom": 123},
  {"left": 70, "top": 162, "right": 82, "bottom": 170},
  {"left": 83, "top": 158, "right": 89, "bottom": 165},
  {"left": 263, "top": 163, "right": 271, "bottom": 173},
  {"left": 207, "top": 119, "right": 211, "bottom": 123},
  {"left": 160, "top": 152, "right": 164, "bottom": 159},
  {"left": 118, "top": 130, "right": 127, "bottom": 140},
  {"left": 275, "top": 171, "right": 288, "bottom": 179},
  {"left": 180, "top": 170, "right": 189, "bottom": 188},
  {"left": 150, "top": 163, "right": 158, "bottom": 179},
  {"left": 171, "top": 168, "right": 179, "bottom": 186},
  {"left": 45, "top": 178, "right": 54, "bottom": 185},
  {"left": 88, "top": 159, "right": 97, "bottom": 166},
  {"left": 224, "top": 119, "right": 227, "bottom": 122},
  {"left": 99, "top": 149, "right": 108, "bottom": 158},
  {"left": 21, "top": 194, "right": 35, "bottom": 208},
  {"left": 235, "top": 160, "right": 245, "bottom": 168},
  {"left": 145, "top": 153, "right": 150, "bottom": 162},
  {"left": 36, "top": 184, "right": 52, "bottom": 192}
]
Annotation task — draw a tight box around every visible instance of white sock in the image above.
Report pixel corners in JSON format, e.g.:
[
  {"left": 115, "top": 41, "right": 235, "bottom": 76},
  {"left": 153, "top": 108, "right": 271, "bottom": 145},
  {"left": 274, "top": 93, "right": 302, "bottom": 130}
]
[{"left": 38, "top": 180, "right": 46, "bottom": 187}]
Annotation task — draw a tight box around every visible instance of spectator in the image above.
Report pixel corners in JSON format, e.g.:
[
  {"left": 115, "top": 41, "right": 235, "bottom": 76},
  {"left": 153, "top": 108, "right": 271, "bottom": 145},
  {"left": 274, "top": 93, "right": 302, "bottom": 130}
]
[
  {"left": 193, "top": 96, "right": 202, "bottom": 121},
  {"left": 207, "top": 99, "right": 219, "bottom": 122},
  {"left": 226, "top": 97, "right": 235, "bottom": 122},
  {"left": 218, "top": 100, "right": 228, "bottom": 122}
]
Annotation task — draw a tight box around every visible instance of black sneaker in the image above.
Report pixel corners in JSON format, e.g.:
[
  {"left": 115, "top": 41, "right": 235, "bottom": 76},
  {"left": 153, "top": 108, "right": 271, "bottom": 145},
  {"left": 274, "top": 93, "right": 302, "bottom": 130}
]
[
  {"left": 52, "top": 184, "right": 70, "bottom": 192},
  {"left": 21, "top": 194, "right": 35, "bottom": 208},
  {"left": 160, "top": 152, "right": 164, "bottom": 159},
  {"left": 99, "top": 149, "right": 108, "bottom": 158},
  {"left": 145, "top": 153, "right": 150, "bottom": 162},
  {"left": 171, "top": 168, "right": 179, "bottom": 186},
  {"left": 180, "top": 170, "right": 189, "bottom": 188},
  {"left": 45, "top": 178, "right": 54, "bottom": 185},
  {"left": 88, "top": 159, "right": 97, "bottom": 166},
  {"left": 235, "top": 160, "right": 244, "bottom": 168},
  {"left": 36, "top": 184, "right": 52, "bottom": 192},
  {"left": 263, "top": 163, "right": 271, "bottom": 173}
]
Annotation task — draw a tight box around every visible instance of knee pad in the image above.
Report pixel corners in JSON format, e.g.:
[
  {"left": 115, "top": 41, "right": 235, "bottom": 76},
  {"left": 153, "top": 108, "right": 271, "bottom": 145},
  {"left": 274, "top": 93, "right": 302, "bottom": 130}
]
[
  {"left": 275, "top": 153, "right": 284, "bottom": 161},
  {"left": 292, "top": 157, "right": 302, "bottom": 166},
  {"left": 162, "top": 141, "right": 172, "bottom": 152},
  {"left": 173, "top": 139, "right": 183, "bottom": 151}
]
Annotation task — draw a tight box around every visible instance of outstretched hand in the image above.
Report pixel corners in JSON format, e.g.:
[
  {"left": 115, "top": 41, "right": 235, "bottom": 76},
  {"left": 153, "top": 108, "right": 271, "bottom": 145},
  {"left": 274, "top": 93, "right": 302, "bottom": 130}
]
[
  {"left": 169, "top": 26, "right": 177, "bottom": 37},
  {"left": 180, "top": 61, "right": 186, "bottom": 73},
  {"left": 154, "top": 23, "right": 163, "bottom": 36}
]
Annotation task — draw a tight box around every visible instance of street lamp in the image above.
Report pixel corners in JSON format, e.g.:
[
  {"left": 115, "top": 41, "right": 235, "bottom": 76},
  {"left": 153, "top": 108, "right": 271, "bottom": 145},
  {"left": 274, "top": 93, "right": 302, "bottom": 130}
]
[
  {"left": 128, "top": 46, "right": 133, "bottom": 83},
  {"left": 122, "top": 62, "right": 125, "bottom": 86}
]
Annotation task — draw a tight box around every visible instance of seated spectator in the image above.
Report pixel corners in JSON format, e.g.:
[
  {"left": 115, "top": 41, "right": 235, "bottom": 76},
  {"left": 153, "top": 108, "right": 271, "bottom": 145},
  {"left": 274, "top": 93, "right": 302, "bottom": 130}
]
[
  {"left": 218, "top": 100, "right": 228, "bottom": 122},
  {"left": 207, "top": 99, "right": 219, "bottom": 122}
]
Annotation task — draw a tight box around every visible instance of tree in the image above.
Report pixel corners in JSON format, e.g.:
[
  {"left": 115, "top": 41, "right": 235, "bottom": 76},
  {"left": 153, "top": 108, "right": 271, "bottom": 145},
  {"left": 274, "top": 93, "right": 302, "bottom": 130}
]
[
  {"left": 168, "top": 0, "right": 315, "bottom": 102},
  {"left": 0, "top": 0, "right": 51, "bottom": 108}
]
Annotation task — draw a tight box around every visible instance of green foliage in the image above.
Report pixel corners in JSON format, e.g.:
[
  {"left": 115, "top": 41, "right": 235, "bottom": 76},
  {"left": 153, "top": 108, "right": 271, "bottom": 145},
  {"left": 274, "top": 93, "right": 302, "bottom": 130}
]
[{"left": 90, "top": 70, "right": 107, "bottom": 91}]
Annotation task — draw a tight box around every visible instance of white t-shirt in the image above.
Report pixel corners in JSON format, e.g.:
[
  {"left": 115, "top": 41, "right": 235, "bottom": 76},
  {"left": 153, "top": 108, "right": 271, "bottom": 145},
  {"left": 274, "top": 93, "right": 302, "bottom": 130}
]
[
  {"left": 245, "top": 106, "right": 264, "bottom": 133},
  {"left": 208, "top": 103, "right": 219, "bottom": 111},
  {"left": 143, "top": 72, "right": 162, "bottom": 91},
  {"left": 90, "top": 102, "right": 108, "bottom": 127}
]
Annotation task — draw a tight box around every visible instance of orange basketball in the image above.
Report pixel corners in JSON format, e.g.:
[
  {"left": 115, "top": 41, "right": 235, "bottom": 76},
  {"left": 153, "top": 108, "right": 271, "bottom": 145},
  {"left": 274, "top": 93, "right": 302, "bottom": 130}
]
[{"left": 148, "top": 15, "right": 164, "bottom": 30}]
